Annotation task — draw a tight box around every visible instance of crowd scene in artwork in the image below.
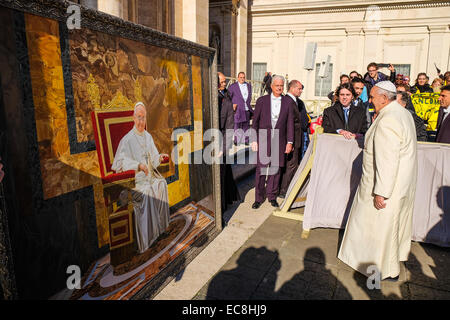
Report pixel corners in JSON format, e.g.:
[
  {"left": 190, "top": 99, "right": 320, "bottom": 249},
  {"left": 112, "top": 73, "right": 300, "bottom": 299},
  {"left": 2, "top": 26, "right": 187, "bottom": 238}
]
[{"left": 217, "top": 63, "right": 450, "bottom": 280}]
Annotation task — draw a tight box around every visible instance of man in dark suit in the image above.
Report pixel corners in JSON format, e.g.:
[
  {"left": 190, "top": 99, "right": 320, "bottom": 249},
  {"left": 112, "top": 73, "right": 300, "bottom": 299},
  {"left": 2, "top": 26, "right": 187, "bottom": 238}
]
[
  {"left": 228, "top": 72, "right": 253, "bottom": 145},
  {"left": 218, "top": 72, "right": 241, "bottom": 225},
  {"left": 352, "top": 77, "right": 372, "bottom": 128},
  {"left": 218, "top": 72, "right": 227, "bottom": 112},
  {"left": 251, "top": 76, "right": 294, "bottom": 209},
  {"left": 322, "top": 82, "right": 368, "bottom": 139},
  {"left": 436, "top": 85, "right": 450, "bottom": 144},
  {"left": 218, "top": 72, "right": 235, "bottom": 155},
  {"left": 279, "top": 80, "right": 309, "bottom": 198},
  {"left": 263, "top": 72, "right": 272, "bottom": 95}
]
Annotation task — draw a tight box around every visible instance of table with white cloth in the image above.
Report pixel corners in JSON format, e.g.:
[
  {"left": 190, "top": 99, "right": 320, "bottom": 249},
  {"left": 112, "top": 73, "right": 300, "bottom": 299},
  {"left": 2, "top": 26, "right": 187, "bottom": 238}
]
[{"left": 290, "top": 134, "right": 450, "bottom": 247}]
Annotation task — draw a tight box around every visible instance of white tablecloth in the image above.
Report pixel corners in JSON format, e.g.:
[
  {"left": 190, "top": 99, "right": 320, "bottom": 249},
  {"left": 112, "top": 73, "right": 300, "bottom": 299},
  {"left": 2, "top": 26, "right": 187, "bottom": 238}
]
[{"left": 294, "top": 134, "right": 450, "bottom": 247}]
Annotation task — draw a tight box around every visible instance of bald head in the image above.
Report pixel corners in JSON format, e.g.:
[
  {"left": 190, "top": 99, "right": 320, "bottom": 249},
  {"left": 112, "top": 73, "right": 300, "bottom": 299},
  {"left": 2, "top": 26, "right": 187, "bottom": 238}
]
[
  {"left": 288, "top": 80, "right": 303, "bottom": 98},
  {"left": 218, "top": 72, "right": 226, "bottom": 91}
]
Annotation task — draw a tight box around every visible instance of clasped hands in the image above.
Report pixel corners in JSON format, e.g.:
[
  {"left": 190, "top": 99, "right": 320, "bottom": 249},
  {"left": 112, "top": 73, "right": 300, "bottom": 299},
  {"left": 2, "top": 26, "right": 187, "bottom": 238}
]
[
  {"left": 138, "top": 154, "right": 169, "bottom": 176},
  {"left": 338, "top": 130, "right": 356, "bottom": 140},
  {"left": 251, "top": 142, "right": 293, "bottom": 154},
  {"left": 338, "top": 130, "right": 364, "bottom": 140}
]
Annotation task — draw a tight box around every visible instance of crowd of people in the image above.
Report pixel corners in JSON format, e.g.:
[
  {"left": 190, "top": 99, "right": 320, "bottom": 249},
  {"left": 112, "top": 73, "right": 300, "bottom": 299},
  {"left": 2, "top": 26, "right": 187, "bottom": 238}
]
[
  {"left": 218, "top": 63, "right": 450, "bottom": 215},
  {"left": 217, "top": 64, "right": 450, "bottom": 280},
  {"left": 324, "top": 63, "right": 450, "bottom": 143}
]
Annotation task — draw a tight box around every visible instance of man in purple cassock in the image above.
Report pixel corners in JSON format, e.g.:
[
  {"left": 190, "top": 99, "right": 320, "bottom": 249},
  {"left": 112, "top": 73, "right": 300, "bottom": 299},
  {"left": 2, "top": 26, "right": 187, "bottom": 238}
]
[
  {"left": 251, "top": 75, "right": 294, "bottom": 209},
  {"left": 228, "top": 72, "right": 253, "bottom": 145}
]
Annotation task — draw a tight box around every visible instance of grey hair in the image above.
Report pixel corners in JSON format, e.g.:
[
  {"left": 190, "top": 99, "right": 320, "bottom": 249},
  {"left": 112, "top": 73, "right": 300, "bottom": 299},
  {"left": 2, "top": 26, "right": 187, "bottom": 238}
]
[
  {"left": 377, "top": 87, "right": 397, "bottom": 101},
  {"left": 134, "top": 101, "right": 146, "bottom": 115},
  {"left": 272, "top": 75, "right": 285, "bottom": 84}
]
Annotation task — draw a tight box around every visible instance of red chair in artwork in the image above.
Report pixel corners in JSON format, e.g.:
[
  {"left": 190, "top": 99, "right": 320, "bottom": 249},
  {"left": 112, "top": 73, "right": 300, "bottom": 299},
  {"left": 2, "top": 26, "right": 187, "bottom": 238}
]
[{"left": 91, "top": 108, "right": 137, "bottom": 266}]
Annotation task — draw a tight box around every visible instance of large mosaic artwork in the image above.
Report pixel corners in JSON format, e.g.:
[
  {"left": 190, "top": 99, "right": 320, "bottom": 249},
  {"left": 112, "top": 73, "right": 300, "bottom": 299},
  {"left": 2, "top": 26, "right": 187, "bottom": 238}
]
[{"left": 0, "top": 1, "right": 217, "bottom": 300}]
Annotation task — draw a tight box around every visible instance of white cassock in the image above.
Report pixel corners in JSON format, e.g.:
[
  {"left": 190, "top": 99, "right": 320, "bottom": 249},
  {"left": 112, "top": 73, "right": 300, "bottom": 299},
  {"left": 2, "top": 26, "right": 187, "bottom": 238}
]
[
  {"left": 111, "top": 126, "right": 170, "bottom": 253},
  {"left": 338, "top": 101, "right": 418, "bottom": 279}
]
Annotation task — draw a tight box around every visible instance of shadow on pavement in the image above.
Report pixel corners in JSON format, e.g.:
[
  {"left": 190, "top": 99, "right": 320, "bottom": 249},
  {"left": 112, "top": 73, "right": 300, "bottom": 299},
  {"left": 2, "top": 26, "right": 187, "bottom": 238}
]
[{"left": 205, "top": 246, "right": 352, "bottom": 300}]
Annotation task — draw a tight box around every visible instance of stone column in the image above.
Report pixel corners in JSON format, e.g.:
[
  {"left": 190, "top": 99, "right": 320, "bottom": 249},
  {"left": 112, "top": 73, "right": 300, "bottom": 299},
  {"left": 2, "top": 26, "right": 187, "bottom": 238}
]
[
  {"left": 98, "top": 0, "right": 123, "bottom": 18},
  {"left": 235, "top": 0, "right": 247, "bottom": 75},
  {"left": 346, "top": 27, "right": 364, "bottom": 74},
  {"left": 182, "top": 0, "right": 209, "bottom": 46},
  {"left": 274, "top": 30, "right": 290, "bottom": 81},
  {"left": 426, "top": 25, "right": 449, "bottom": 76},
  {"left": 291, "top": 30, "right": 305, "bottom": 82},
  {"left": 174, "top": 0, "right": 184, "bottom": 38},
  {"left": 362, "top": 28, "right": 379, "bottom": 70}
]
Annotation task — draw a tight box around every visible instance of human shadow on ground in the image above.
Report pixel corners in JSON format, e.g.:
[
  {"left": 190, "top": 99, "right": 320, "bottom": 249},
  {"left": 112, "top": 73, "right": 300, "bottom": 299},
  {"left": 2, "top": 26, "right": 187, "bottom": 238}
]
[
  {"left": 424, "top": 186, "right": 450, "bottom": 246},
  {"left": 205, "top": 246, "right": 352, "bottom": 300}
]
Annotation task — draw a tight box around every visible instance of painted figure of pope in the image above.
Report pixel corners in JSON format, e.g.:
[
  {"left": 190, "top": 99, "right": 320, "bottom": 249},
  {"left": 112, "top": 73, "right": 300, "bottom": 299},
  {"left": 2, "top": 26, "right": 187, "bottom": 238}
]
[
  {"left": 112, "top": 102, "right": 170, "bottom": 254},
  {"left": 338, "top": 81, "right": 418, "bottom": 281}
]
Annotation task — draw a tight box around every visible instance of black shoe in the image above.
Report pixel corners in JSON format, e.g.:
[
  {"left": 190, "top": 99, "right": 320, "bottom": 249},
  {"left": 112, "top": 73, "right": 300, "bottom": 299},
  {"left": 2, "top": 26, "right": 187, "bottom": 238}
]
[
  {"left": 270, "top": 200, "right": 279, "bottom": 207},
  {"left": 252, "top": 201, "right": 261, "bottom": 209},
  {"left": 278, "top": 193, "right": 286, "bottom": 199}
]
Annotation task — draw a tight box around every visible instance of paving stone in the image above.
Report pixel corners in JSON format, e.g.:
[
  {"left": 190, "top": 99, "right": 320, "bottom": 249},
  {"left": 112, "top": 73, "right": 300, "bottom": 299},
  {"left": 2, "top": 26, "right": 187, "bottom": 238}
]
[
  {"left": 156, "top": 173, "right": 450, "bottom": 300},
  {"left": 407, "top": 283, "right": 450, "bottom": 300}
]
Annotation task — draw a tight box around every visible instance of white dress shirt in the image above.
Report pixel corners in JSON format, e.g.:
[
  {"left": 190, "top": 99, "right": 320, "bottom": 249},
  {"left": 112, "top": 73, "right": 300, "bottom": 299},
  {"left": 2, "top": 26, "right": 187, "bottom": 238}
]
[
  {"left": 239, "top": 82, "right": 249, "bottom": 111},
  {"left": 271, "top": 93, "right": 282, "bottom": 127},
  {"left": 443, "top": 106, "right": 450, "bottom": 122},
  {"left": 271, "top": 94, "right": 293, "bottom": 145}
]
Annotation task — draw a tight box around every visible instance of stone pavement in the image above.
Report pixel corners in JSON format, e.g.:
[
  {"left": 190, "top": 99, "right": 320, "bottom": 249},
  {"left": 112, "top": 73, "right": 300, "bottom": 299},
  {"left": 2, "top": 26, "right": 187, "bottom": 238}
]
[{"left": 156, "top": 172, "right": 450, "bottom": 300}]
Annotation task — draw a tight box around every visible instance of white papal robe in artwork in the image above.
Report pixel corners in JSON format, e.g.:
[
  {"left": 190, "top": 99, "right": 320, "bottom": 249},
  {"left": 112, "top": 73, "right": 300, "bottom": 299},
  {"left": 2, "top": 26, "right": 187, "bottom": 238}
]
[
  {"left": 338, "top": 101, "right": 418, "bottom": 279},
  {"left": 111, "top": 126, "right": 170, "bottom": 254}
]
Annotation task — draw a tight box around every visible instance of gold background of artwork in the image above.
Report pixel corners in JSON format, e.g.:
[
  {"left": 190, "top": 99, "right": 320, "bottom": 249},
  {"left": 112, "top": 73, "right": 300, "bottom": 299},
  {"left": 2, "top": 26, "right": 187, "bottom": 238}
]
[{"left": 24, "top": 13, "right": 208, "bottom": 248}]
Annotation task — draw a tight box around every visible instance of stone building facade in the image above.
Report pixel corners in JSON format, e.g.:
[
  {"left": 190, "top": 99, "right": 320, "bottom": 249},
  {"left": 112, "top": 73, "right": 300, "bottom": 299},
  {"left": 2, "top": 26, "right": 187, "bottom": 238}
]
[
  {"left": 75, "top": 0, "right": 209, "bottom": 46},
  {"left": 249, "top": 0, "right": 450, "bottom": 103}
]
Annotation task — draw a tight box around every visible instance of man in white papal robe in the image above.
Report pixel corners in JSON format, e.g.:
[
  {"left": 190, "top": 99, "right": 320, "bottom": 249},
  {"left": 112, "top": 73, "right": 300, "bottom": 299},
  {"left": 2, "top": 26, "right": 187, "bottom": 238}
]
[
  {"left": 111, "top": 102, "right": 170, "bottom": 254},
  {"left": 338, "top": 81, "right": 418, "bottom": 280}
]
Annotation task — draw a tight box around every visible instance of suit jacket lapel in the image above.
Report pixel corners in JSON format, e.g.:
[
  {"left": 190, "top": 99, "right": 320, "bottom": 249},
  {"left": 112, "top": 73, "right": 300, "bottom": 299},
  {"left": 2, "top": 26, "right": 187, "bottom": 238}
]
[
  {"left": 348, "top": 104, "right": 357, "bottom": 123},
  {"left": 265, "top": 95, "right": 272, "bottom": 127},
  {"left": 439, "top": 109, "right": 450, "bottom": 132},
  {"left": 437, "top": 108, "right": 445, "bottom": 131},
  {"left": 336, "top": 104, "right": 345, "bottom": 124}
]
